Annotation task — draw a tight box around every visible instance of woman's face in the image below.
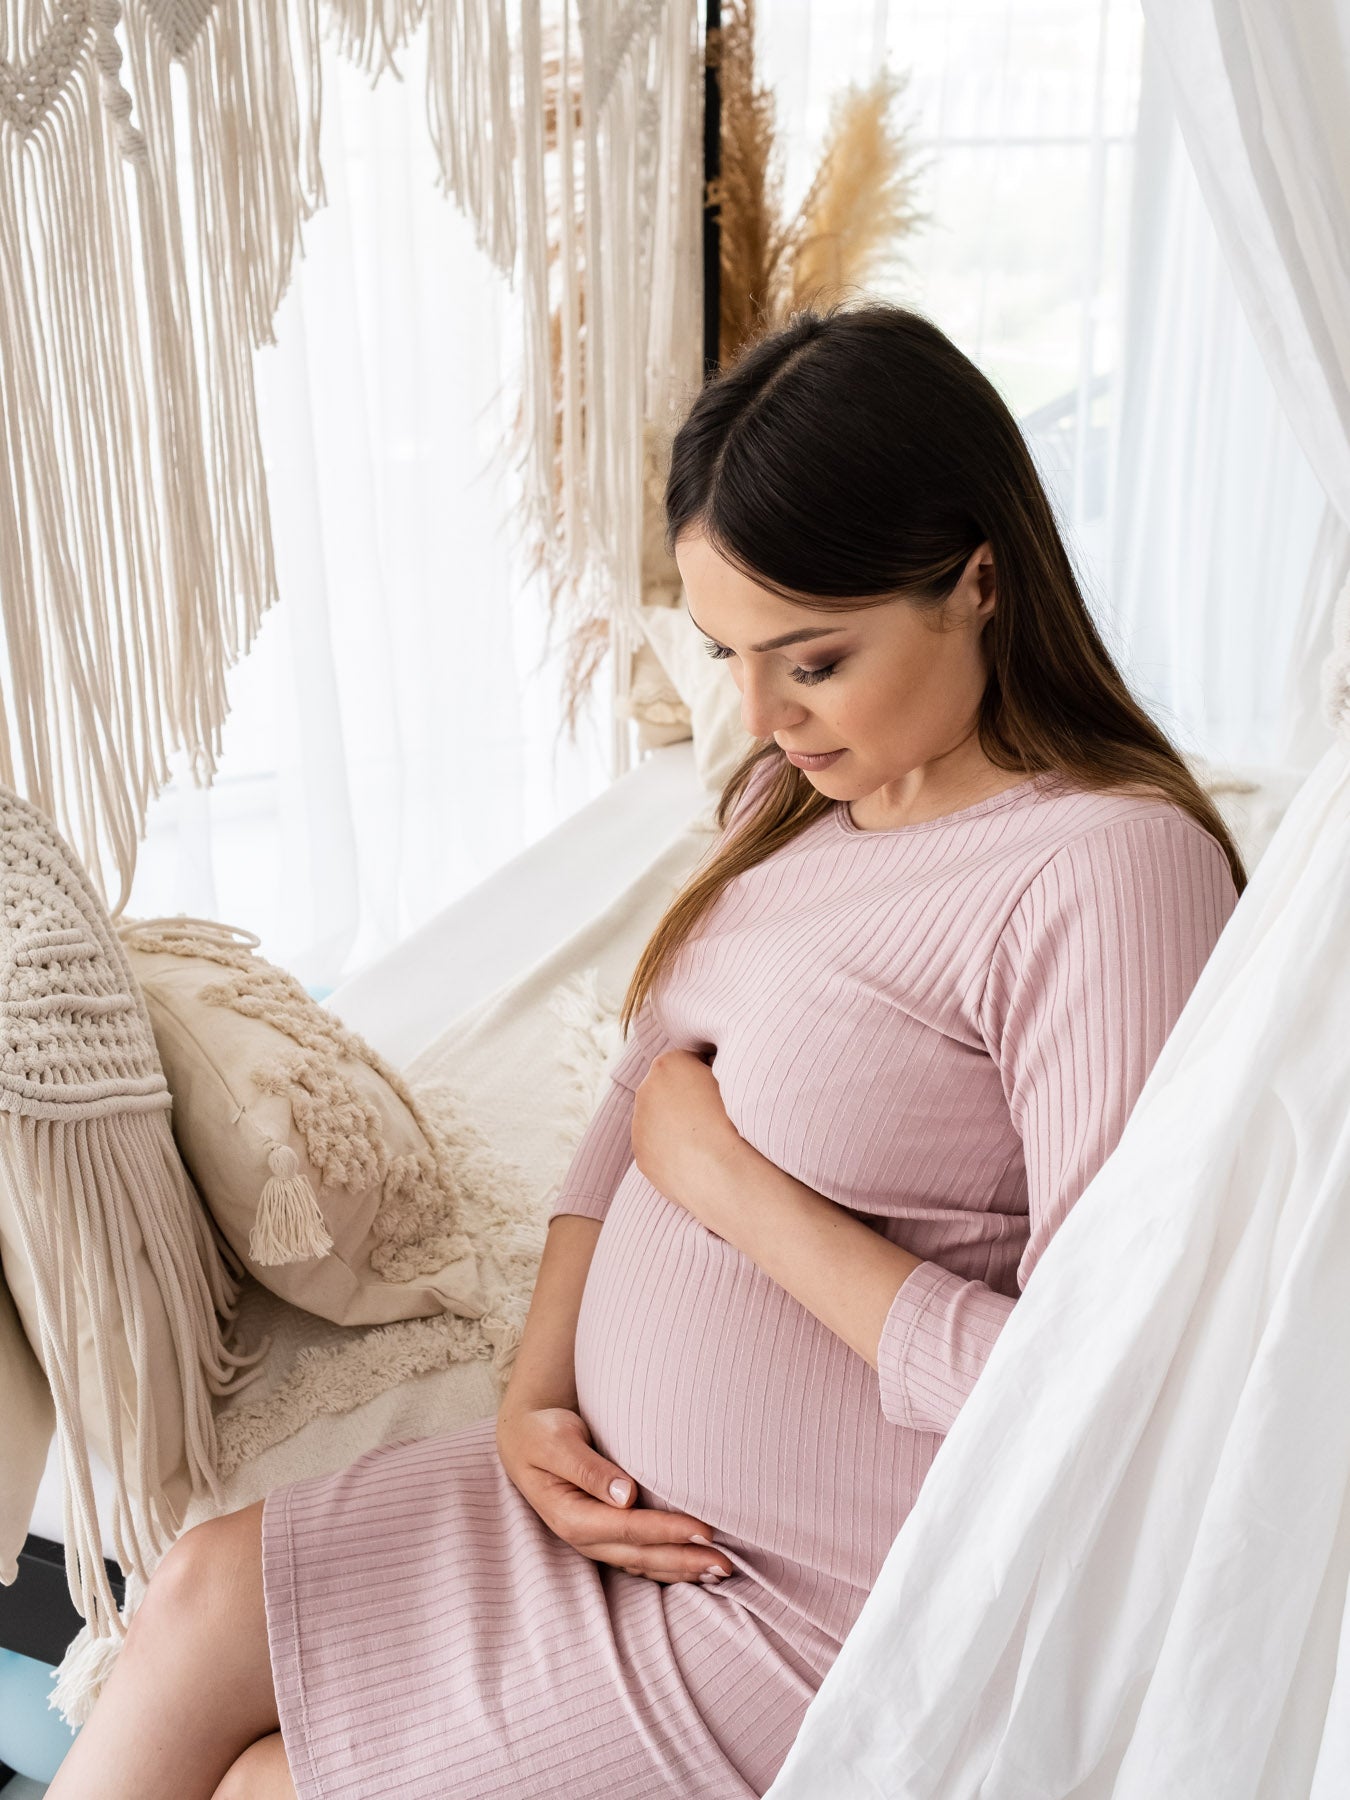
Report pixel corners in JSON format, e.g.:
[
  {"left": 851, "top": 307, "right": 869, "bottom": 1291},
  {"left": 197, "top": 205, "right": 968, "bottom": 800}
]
[{"left": 672, "top": 528, "right": 999, "bottom": 808}]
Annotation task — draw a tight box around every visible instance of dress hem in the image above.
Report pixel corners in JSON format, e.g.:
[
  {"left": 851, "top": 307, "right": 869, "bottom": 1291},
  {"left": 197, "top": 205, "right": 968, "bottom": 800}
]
[{"left": 262, "top": 1483, "right": 323, "bottom": 1800}]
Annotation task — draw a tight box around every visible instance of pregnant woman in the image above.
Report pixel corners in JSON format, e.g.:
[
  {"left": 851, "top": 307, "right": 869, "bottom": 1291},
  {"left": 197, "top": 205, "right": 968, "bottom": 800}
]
[{"left": 47, "top": 302, "right": 1245, "bottom": 1800}]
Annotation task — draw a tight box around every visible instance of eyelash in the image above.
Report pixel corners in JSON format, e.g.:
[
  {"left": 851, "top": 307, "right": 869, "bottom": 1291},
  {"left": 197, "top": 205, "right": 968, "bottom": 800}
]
[{"left": 702, "top": 641, "right": 840, "bottom": 686}]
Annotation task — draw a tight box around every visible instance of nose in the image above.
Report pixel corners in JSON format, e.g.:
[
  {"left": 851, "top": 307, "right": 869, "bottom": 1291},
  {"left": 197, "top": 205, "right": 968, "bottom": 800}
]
[{"left": 735, "top": 666, "right": 811, "bottom": 741}]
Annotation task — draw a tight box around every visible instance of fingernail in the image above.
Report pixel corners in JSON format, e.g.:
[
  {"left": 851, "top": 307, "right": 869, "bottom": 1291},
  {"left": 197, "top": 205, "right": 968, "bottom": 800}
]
[
  {"left": 609, "top": 1479, "right": 631, "bottom": 1503},
  {"left": 699, "top": 1570, "right": 725, "bottom": 1586},
  {"left": 688, "top": 1534, "right": 713, "bottom": 1546},
  {"left": 703, "top": 1564, "right": 724, "bottom": 1579}
]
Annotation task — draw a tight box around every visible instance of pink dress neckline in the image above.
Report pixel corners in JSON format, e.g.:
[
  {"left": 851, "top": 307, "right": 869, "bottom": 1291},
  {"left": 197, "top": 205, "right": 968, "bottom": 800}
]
[{"left": 833, "top": 770, "right": 1057, "bottom": 837}]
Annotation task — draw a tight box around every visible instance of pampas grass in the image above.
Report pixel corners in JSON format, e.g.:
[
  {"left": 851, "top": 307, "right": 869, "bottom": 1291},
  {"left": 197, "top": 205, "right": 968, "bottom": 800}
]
[{"left": 716, "top": 0, "right": 927, "bottom": 366}]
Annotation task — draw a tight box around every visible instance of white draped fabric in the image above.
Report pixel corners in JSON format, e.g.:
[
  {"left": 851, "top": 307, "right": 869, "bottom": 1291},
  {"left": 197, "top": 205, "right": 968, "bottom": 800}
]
[
  {"left": 1137, "top": 0, "right": 1350, "bottom": 761},
  {"left": 766, "top": 1, "right": 1350, "bottom": 1791},
  {"left": 1110, "top": 26, "right": 1334, "bottom": 771}
]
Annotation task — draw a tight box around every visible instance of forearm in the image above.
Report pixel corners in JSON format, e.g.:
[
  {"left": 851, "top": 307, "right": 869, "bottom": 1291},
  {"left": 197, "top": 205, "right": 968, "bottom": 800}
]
[
  {"left": 498, "top": 1214, "right": 601, "bottom": 1420},
  {"left": 698, "top": 1137, "right": 1020, "bottom": 1433},
  {"left": 707, "top": 1138, "right": 926, "bottom": 1370}
]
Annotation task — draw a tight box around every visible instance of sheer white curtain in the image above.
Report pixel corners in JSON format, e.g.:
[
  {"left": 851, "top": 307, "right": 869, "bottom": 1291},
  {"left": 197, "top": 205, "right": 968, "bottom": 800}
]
[
  {"left": 757, "top": 0, "right": 1329, "bottom": 770},
  {"left": 1138, "top": 0, "right": 1350, "bottom": 761},
  {"left": 766, "top": 0, "right": 1350, "bottom": 1791},
  {"left": 1110, "top": 25, "right": 1333, "bottom": 770},
  {"left": 124, "top": 22, "right": 614, "bottom": 995}
]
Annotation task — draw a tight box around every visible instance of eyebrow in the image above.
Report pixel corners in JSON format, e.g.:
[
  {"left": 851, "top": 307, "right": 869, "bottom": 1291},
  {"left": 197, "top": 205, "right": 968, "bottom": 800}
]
[{"left": 683, "top": 605, "right": 847, "bottom": 654}]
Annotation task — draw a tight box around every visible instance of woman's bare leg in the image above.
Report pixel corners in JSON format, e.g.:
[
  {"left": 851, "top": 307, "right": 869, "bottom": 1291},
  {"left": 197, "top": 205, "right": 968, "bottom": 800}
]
[
  {"left": 210, "top": 1731, "right": 297, "bottom": 1799},
  {"left": 46, "top": 1499, "right": 282, "bottom": 1800}
]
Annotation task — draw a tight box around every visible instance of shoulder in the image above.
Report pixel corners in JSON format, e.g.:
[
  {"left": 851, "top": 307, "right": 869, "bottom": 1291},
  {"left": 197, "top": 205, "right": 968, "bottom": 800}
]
[
  {"left": 1017, "top": 777, "right": 1234, "bottom": 892},
  {"left": 987, "top": 792, "right": 1238, "bottom": 996}
]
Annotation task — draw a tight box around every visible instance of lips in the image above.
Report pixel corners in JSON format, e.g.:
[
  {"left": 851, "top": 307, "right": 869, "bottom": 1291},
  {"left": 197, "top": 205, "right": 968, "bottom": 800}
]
[{"left": 783, "top": 746, "right": 846, "bottom": 769}]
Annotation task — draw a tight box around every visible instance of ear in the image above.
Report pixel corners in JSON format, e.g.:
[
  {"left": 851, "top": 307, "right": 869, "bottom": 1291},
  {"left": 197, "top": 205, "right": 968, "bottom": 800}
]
[{"left": 971, "top": 541, "right": 996, "bottom": 617}]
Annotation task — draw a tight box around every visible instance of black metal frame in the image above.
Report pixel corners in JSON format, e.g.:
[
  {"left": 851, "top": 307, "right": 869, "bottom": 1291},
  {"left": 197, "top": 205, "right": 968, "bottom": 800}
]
[
  {"left": 0, "top": 1533, "right": 125, "bottom": 1669},
  {"left": 703, "top": 0, "right": 721, "bottom": 377}
]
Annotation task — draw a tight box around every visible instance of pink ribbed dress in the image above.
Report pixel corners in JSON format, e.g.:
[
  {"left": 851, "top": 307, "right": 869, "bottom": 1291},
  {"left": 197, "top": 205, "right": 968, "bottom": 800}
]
[{"left": 259, "top": 764, "right": 1239, "bottom": 1798}]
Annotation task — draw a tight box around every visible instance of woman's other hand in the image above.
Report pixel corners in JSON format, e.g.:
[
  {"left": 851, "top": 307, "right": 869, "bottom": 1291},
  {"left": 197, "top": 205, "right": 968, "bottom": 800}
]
[
  {"left": 630, "top": 1049, "right": 745, "bottom": 1230},
  {"left": 495, "top": 1404, "right": 735, "bottom": 1585}
]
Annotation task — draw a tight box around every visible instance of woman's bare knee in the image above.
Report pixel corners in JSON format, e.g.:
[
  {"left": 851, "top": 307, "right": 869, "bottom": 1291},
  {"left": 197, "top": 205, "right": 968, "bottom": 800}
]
[
  {"left": 131, "top": 1499, "right": 279, "bottom": 1738},
  {"left": 45, "top": 1501, "right": 282, "bottom": 1800},
  {"left": 210, "top": 1730, "right": 297, "bottom": 1800}
]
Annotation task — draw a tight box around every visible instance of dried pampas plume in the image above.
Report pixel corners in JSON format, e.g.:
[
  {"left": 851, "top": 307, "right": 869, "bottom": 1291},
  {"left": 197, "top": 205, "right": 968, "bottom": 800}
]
[{"left": 716, "top": 0, "right": 928, "bottom": 367}]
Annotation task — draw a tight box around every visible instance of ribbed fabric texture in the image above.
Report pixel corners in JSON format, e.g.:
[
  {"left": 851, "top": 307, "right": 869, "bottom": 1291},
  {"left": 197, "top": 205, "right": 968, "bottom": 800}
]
[{"left": 260, "top": 766, "right": 1238, "bottom": 1798}]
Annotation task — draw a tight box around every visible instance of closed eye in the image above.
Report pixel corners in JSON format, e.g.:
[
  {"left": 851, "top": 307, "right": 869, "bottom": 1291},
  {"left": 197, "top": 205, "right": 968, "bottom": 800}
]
[{"left": 702, "top": 640, "right": 840, "bottom": 686}]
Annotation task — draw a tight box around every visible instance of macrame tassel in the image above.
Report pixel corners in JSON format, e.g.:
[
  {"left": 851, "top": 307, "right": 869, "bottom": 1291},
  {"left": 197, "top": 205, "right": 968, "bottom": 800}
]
[
  {"left": 49, "top": 1614, "right": 132, "bottom": 1729},
  {"left": 250, "top": 1144, "right": 333, "bottom": 1265},
  {"left": 49, "top": 1564, "right": 150, "bottom": 1728}
]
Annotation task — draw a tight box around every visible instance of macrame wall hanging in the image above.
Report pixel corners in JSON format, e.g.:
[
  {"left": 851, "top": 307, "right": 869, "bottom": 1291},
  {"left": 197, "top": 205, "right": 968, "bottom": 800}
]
[
  {"left": 0, "top": 0, "right": 705, "bottom": 909},
  {"left": 0, "top": 0, "right": 326, "bottom": 916},
  {"left": 504, "top": 0, "right": 705, "bottom": 767}
]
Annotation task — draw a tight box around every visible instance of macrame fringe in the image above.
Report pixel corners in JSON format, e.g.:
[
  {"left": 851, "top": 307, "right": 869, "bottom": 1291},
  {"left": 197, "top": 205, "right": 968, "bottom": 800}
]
[
  {"left": 0, "top": 0, "right": 322, "bottom": 914},
  {"left": 323, "top": 0, "right": 427, "bottom": 84},
  {"left": 427, "top": 0, "right": 517, "bottom": 273},
  {"left": 500, "top": 0, "right": 704, "bottom": 766},
  {"left": 0, "top": 1113, "right": 268, "bottom": 1704},
  {"left": 250, "top": 1141, "right": 334, "bottom": 1264}
]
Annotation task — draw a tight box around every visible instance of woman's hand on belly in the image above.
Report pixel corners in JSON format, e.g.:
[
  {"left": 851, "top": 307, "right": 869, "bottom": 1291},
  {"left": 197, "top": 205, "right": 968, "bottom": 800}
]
[
  {"left": 631, "top": 1048, "right": 745, "bottom": 1236},
  {"left": 496, "top": 1403, "right": 736, "bottom": 1585}
]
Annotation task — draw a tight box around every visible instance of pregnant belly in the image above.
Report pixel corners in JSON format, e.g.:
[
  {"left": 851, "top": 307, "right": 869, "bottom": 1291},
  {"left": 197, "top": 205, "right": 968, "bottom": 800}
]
[{"left": 572, "top": 1165, "right": 921, "bottom": 1566}]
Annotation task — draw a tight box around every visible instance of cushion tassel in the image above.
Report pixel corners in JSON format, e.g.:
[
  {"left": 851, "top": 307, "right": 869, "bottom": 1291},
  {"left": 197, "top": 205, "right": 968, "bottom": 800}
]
[
  {"left": 481, "top": 1312, "right": 525, "bottom": 1380},
  {"left": 249, "top": 1145, "right": 333, "bottom": 1265}
]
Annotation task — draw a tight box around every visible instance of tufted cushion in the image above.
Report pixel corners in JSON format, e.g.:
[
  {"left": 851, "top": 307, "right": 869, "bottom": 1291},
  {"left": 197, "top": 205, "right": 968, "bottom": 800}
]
[{"left": 119, "top": 917, "right": 486, "bottom": 1329}]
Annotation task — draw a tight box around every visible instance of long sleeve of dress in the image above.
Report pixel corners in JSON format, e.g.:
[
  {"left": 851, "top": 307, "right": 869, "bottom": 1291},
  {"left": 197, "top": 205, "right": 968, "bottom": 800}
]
[
  {"left": 873, "top": 812, "right": 1239, "bottom": 1436},
  {"left": 545, "top": 998, "right": 673, "bottom": 1224}
]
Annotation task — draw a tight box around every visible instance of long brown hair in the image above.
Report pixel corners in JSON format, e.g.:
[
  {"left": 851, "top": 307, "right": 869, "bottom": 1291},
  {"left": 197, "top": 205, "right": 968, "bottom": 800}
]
[{"left": 620, "top": 300, "right": 1246, "bottom": 1035}]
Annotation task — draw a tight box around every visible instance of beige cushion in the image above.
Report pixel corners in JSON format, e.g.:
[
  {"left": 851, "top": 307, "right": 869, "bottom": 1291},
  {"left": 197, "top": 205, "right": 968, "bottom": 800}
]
[
  {"left": 636, "top": 600, "right": 762, "bottom": 791},
  {"left": 119, "top": 918, "right": 485, "bottom": 1329},
  {"left": 620, "top": 629, "right": 693, "bottom": 749}
]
